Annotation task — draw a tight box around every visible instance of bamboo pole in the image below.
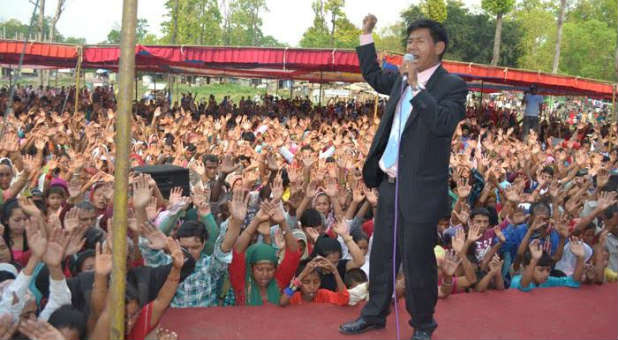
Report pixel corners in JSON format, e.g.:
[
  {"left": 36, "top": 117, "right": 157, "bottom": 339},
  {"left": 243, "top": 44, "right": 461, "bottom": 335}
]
[
  {"left": 109, "top": 0, "right": 137, "bottom": 338},
  {"left": 74, "top": 47, "right": 82, "bottom": 115}
]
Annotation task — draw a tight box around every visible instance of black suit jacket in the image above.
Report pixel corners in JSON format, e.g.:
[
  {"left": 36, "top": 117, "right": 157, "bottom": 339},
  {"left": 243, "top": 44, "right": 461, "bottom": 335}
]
[{"left": 356, "top": 43, "right": 468, "bottom": 223}]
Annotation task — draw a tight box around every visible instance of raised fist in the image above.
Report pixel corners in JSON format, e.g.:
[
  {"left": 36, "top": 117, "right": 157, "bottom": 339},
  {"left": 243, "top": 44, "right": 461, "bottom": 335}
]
[{"left": 362, "top": 14, "right": 377, "bottom": 34}]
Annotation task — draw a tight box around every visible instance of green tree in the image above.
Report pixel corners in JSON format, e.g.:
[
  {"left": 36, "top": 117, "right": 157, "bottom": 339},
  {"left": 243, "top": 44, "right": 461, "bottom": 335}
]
[
  {"left": 513, "top": 0, "right": 556, "bottom": 72},
  {"left": 161, "top": 0, "right": 223, "bottom": 45},
  {"left": 482, "top": 0, "right": 515, "bottom": 66},
  {"left": 324, "top": 0, "right": 344, "bottom": 47},
  {"left": 300, "top": 0, "right": 360, "bottom": 48},
  {"left": 559, "top": 19, "right": 616, "bottom": 80},
  {"left": 300, "top": 0, "right": 331, "bottom": 47},
  {"left": 227, "top": 0, "right": 269, "bottom": 46},
  {"left": 422, "top": 0, "right": 447, "bottom": 23},
  {"left": 106, "top": 27, "right": 121, "bottom": 44},
  {"left": 374, "top": 22, "right": 406, "bottom": 53}
]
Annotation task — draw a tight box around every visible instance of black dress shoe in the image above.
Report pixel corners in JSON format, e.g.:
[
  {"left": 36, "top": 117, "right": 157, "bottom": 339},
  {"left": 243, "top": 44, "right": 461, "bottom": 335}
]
[
  {"left": 339, "top": 317, "right": 386, "bottom": 335},
  {"left": 411, "top": 329, "right": 432, "bottom": 340}
]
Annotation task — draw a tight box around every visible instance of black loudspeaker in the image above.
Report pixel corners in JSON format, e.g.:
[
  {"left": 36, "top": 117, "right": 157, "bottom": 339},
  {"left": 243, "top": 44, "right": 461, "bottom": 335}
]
[{"left": 132, "top": 165, "right": 190, "bottom": 199}]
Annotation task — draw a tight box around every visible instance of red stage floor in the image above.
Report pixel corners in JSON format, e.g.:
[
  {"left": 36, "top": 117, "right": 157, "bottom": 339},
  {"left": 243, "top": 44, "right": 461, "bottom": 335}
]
[{"left": 160, "top": 284, "right": 617, "bottom": 339}]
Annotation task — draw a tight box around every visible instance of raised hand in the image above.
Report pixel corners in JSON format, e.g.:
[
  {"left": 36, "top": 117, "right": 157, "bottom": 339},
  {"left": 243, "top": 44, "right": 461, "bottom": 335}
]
[
  {"left": 94, "top": 242, "right": 112, "bottom": 276},
  {"left": 504, "top": 185, "right": 520, "bottom": 203},
  {"left": 331, "top": 219, "right": 349, "bottom": 237},
  {"left": 494, "top": 225, "right": 506, "bottom": 243},
  {"left": 64, "top": 207, "right": 80, "bottom": 232},
  {"left": 451, "top": 227, "right": 466, "bottom": 254},
  {"left": 25, "top": 218, "right": 47, "bottom": 259},
  {"left": 189, "top": 159, "right": 206, "bottom": 177},
  {"left": 18, "top": 196, "right": 41, "bottom": 218},
  {"left": 145, "top": 199, "right": 159, "bottom": 221},
  {"left": 168, "top": 187, "right": 183, "bottom": 207},
  {"left": 132, "top": 175, "right": 152, "bottom": 209},
  {"left": 569, "top": 237, "right": 586, "bottom": 259},
  {"left": 220, "top": 154, "right": 238, "bottom": 175},
  {"left": 0, "top": 313, "right": 18, "bottom": 340},
  {"left": 529, "top": 239, "right": 543, "bottom": 260},
  {"left": 17, "top": 318, "right": 65, "bottom": 340},
  {"left": 362, "top": 13, "right": 377, "bottom": 34},
  {"left": 271, "top": 173, "right": 284, "bottom": 202},
  {"left": 467, "top": 223, "right": 483, "bottom": 243},
  {"left": 442, "top": 250, "right": 461, "bottom": 276},
  {"left": 456, "top": 177, "right": 471, "bottom": 198},
  {"left": 305, "top": 180, "right": 318, "bottom": 199},
  {"left": 365, "top": 187, "right": 378, "bottom": 206},
  {"left": 22, "top": 154, "right": 37, "bottom": 174},
  {"left": 596, "top": 168, "right": 610, "bottom": 189},
  {"left": 597, "top": 191, "right": 618, "bottom": 211},
  {"left": 352, "top": 181, "right": 366, "bottom": 203},
  {"left": 65, "top": 227, "right": 87, "bottom": 257},
  {"left": 267, "top": 200, "right": 286, "bottom": 225},
  {"left": 229, "top": 189, "right": 250, "bottom": 222},
  {"left": 305, "top": 227, "right": 320, "bottom": 243},
  {"left": 324, "top": 176, "right": 338, "bottom": 198},
  {"left": 140, "top": 222, "right": 168, "bottom": 250},
  {"left": 167, "top": 237, "right": 184, "bottom": 269},
  {"left": 43, "top": 227, "right": 69, "bottom": 267}
]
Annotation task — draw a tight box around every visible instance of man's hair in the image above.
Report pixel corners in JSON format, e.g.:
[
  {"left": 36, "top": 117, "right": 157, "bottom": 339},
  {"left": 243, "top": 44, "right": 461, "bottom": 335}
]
[
  {"left": 523, "top": 248, "right": 553, "bottom": 267},
  {"left": 203, "top": 154, "right": 219, "bottom": 164},
  {"left": 300, "top": 208, "right": 322, "bottom": 228},
  {"left": 541, "top": 166, "right": 554, "bottom": 177},
  {"left": 406, "top": 19, "right": 448, "bottom": 59},
  {"left": 76, "top": 200, "right": 95, "bottom": 211},
  {"left": 470, "top": 207, "right": 490, "bottom": 220},
  {"left": 48, "top": 305, "right": 87, "bottom": 339},
  {"left": 531, "top": 201, "right": 551, "bottom": 217},
  {"left": 176, "top": 220, "right": 208, "bottom": 243},
  {"left": 344, "top": 268, "right": 368, "bottom": 288}
]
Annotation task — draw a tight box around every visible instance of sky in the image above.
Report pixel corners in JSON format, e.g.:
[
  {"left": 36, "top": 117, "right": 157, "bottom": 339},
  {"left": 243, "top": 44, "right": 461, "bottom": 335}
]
[{"left": 0, "top": 0, "right": 483, "bottom": 46}]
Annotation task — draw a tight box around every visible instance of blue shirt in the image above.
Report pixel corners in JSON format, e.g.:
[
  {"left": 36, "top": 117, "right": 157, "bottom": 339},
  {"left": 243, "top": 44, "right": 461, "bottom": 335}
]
[
  {"left": 502, "top": 224, "right": 560, "bottom": 258},
  {"left": 524, "top": 93, "right": 543, "bottom": 117},
  {"left": 510, "top": 274, "right": 580, "bottom": 292}
]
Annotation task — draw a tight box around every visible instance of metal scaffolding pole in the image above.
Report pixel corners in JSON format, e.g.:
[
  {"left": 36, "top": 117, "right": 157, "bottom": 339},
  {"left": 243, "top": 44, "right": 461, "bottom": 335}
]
[
  {"left": 109, "top": 0, "right": 137, "bottom": 338},
  {"left": 74, "top": 47, "right": 82, "bottom": 115}
]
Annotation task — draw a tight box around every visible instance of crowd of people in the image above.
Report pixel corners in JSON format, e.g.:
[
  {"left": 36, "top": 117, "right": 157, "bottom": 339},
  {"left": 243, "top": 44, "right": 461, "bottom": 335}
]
[{"left": 0, "top": 83, "right": 615, "bottom": 339}]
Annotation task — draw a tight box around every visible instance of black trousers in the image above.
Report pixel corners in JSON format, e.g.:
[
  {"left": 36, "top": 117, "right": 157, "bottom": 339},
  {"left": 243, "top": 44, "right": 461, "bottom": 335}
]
[{"left": 361, "top": 178, "right": 438, "bottom": 332}]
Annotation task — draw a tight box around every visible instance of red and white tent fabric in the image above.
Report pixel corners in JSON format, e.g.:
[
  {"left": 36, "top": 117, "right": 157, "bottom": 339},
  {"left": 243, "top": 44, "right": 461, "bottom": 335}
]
[{"left": 0, "top": 39, "right": 614, "bottom": 99}]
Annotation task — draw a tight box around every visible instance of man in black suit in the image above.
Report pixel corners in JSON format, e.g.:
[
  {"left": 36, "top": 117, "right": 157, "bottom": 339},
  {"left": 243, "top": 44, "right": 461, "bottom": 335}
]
[{"left": 339, "top": 16, "right": 468, "bottom": 340}]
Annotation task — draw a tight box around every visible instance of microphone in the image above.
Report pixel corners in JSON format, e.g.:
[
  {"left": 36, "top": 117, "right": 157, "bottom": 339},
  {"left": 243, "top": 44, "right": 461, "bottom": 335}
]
[{"left": 401, "top": 53, "right": 415, "bottom": 83}]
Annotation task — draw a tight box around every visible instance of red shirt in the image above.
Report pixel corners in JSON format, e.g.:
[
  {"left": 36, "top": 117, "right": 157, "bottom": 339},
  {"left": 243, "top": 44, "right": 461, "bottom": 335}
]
[
  {"left": 229, "top": 248, "right": 301, "bottom": 306},
  {"left": 289, "top": 288, "right": 349, "bottom": 306},
  {"left": 126, "top": 302, "right": 156, "bottom": 340}
]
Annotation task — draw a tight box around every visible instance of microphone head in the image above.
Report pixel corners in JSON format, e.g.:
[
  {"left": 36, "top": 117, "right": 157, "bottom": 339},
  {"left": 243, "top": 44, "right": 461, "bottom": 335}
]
[{"left": 403, "top": 53, "right": 415, "bottom": 63}]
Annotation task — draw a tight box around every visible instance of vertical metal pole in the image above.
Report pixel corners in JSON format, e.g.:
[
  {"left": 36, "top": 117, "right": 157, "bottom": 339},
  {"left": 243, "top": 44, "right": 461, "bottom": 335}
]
[
  {"left": 608, "top": 84, "right": 618, "bottom": 121},
  {"left": 135, "top": 72, "right": 138, "bottom": 101},
  {"left": 289, "top": 80, "right": 293, "bottom": 98},
  {"left": 319, "top": 72, "right": 323, "bottom": 106},
  {"left": 477, "top": 81, "right": 484, "bottom": 117},
  {"left": 110, "top": 0, "right": 137, "bottom": 338},
  {"left": 74, "top": 47, "right": 82, "bottom": 114}
]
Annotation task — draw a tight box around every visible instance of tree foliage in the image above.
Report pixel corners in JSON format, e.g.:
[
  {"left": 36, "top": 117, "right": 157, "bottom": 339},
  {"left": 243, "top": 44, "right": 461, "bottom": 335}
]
[
  {"left": 0, "top": 17, "right": 83, "bottom": 44},
  {"left": 481, "top": 0, "right": 516, "bottom": 16},
  {"left": 300, "top": 0, "right": 360, "bottom": 48},
  {"left": 422, "top": 0, "right": 448, "bottom": 23}
]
